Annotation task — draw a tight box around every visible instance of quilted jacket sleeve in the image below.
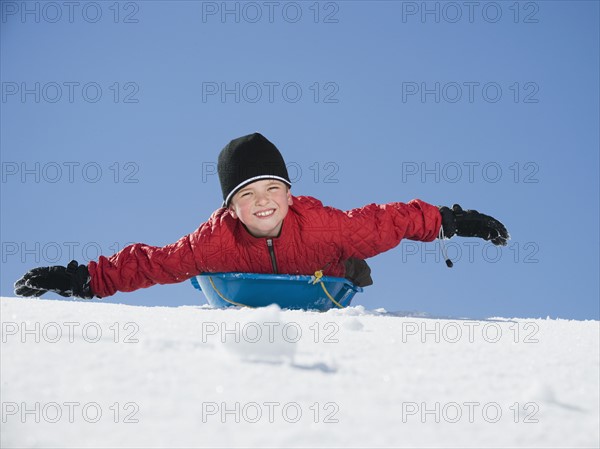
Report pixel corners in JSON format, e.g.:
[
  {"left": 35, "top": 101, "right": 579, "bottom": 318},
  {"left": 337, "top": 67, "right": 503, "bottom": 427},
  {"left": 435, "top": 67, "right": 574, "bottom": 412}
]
[
  {"left": 87, "top": 232, "right": 203, "bottom": 298},
  {"left": 333, "top": 199, "right": 442, "bottom": 260},
  {"left": 86, "top": 209, "right": 232, "bottom": 299}
]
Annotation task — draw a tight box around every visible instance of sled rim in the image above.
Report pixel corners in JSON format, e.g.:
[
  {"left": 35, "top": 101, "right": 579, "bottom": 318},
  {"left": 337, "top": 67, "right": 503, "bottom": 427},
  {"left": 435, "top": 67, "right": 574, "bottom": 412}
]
[{"left": 191, "top": 272, "right": 362, "bottom": 310}]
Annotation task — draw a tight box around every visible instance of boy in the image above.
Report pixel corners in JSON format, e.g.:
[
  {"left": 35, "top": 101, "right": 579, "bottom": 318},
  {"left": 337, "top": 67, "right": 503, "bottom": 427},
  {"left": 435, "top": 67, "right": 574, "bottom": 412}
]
[{"left": 14, "top": 133, "right": 509, "bottom": 300}]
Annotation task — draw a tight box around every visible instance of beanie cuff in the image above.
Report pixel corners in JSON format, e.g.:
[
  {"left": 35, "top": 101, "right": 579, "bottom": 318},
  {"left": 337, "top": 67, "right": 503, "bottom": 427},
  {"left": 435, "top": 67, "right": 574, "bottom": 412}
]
[{"left": 223, "top": 175, "right": 292, "bottom": 206}]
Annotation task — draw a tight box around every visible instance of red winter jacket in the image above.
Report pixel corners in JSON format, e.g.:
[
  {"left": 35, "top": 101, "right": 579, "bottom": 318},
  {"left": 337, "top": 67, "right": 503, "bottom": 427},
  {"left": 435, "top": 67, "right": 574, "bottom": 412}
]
[{"left": 88, "top": 196, "right": 442, "bottom": 298}]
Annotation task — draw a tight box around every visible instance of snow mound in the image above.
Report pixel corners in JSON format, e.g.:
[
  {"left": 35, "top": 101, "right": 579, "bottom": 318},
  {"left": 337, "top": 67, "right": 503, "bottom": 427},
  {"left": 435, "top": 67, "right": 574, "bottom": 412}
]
[
  {"left": 1, "top": 297, "right": 598, "bottom": 449},
  {"left": 219, "top": 304, "right": 298, "bottom": 363}
]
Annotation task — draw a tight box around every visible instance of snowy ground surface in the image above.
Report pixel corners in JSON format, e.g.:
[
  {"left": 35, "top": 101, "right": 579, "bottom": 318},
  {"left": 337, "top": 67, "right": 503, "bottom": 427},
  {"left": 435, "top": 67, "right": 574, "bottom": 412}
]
[{"left": 1, "top": 296, "right": 598, "bottom": 448}]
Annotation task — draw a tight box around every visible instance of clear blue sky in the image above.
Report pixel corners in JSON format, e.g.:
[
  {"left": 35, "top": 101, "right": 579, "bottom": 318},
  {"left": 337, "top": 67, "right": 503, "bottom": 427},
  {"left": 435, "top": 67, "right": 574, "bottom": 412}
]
[{"left": 1, "top": 1, "right": 598, "bottom": 320}]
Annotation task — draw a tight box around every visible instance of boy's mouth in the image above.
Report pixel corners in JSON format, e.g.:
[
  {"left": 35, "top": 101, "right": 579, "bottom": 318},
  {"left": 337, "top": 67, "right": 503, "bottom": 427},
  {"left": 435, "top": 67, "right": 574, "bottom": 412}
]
[{"left": 254, "top": 209, "right": 275, "bottom": 218}]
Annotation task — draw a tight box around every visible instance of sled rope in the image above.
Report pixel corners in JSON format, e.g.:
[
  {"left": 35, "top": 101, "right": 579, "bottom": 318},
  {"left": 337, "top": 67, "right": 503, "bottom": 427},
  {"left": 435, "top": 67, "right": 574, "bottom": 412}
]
[
  {"left": 208, "top": 276, "right": 256, "bottom": 309},
  {"left": 312, "top": 270, "right": 345, "bottom": 309}
]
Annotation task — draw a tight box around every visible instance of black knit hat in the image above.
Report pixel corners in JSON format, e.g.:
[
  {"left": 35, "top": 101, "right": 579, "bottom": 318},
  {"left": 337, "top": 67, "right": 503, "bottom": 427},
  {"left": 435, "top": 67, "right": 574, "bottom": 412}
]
[{"left": 218, "top": 133, "right": 291, "bottom": 206}]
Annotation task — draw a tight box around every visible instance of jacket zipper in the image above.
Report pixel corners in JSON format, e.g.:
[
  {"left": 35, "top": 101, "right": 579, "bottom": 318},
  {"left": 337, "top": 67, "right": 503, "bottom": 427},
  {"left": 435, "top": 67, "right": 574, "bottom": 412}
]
[{"left": 266, "top": 239, "right": 278, "bottom": 274}]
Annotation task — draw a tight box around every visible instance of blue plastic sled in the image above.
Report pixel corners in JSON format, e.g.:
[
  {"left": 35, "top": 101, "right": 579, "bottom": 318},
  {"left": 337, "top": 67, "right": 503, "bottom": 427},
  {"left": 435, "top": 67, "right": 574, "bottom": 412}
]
[{"left": 190, "top": 272, "right": 363, "bottom": 311}]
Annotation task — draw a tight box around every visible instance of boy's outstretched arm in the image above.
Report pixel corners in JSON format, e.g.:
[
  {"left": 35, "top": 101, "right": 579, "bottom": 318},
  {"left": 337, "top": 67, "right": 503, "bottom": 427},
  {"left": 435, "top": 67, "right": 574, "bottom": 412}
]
[
  {"left": 334, "top": 199, "right": 509, "bottom": 260},
  {"left": 14, "top": 232, "right": 202, "bottom": 299}
]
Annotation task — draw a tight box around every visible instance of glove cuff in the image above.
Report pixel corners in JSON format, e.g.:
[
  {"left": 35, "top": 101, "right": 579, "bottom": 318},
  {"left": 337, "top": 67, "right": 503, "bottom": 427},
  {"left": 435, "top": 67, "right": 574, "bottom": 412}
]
[
  {"left": 66, "top": 260, "right": 95, "bottom": 299},
  {"left": 438, "top": 206, "right": 457, "bottom": 238}
]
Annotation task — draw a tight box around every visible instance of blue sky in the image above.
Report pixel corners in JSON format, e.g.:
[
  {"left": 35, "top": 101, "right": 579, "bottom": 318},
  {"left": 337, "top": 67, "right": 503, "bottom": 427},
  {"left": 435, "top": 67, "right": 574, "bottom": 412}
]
[{"left": 1, "top": 1, "right": 598, "bottom": 320}]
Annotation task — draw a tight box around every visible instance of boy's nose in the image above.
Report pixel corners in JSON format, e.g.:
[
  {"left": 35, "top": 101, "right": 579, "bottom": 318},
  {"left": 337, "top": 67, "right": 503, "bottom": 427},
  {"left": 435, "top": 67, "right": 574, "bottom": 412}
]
[{"left": 255, "top": 192, "right": 269, "bottom": 205}]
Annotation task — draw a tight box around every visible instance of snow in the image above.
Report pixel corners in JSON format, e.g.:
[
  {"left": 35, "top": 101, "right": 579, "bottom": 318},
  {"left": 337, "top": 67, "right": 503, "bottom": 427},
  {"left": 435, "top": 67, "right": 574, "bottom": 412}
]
[{"left": 1, "top": 297, "right": 598, "bottom": 448}]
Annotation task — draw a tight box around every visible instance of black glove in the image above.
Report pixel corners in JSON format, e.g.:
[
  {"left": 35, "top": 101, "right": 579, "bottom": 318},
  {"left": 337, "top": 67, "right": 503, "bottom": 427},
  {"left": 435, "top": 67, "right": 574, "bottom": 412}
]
[
  {"left": 439, "top": 204, "right": 509, "bottom": 246},
  {"left": 14, "top": 260, "right": 94, "bottom": 299}
]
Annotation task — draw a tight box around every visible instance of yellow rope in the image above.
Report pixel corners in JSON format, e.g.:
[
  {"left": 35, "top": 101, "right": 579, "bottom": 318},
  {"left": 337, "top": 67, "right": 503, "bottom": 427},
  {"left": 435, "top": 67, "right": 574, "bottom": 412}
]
[
  {"left": 208, "top": 276, "right": 255, "bottom": 308},
  {"left": 312, "top": 270, "right": 345, "bottom": 309}
]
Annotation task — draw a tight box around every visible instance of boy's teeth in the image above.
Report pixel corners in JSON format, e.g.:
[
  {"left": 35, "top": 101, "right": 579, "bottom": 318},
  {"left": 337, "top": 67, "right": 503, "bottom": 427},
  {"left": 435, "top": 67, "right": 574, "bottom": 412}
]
[{"left": 256, "top": 210, "right": 274, "bottom": 217}]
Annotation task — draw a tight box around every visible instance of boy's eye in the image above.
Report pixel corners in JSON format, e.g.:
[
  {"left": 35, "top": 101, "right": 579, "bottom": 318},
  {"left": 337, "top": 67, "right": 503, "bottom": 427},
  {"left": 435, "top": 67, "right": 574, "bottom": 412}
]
[
  {"left": 241, "top": 191, "right": 252, "bottom": 197},
  {"left": 268, "top": 186, "right": 279, "bottom": 190}
]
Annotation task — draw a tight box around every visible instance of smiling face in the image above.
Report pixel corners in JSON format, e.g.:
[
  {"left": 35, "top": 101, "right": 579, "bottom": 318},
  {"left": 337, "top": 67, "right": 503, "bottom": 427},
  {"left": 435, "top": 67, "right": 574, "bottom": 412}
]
[{"left": 228, "top": 179, "right": 293, "bottom": 238}]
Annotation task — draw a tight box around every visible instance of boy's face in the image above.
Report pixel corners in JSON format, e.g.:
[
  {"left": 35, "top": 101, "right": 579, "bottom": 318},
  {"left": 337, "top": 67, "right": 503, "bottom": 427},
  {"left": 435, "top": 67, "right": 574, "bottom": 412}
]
[{"left": 228, "top": 179, "right": 293, "bottom": 238}]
